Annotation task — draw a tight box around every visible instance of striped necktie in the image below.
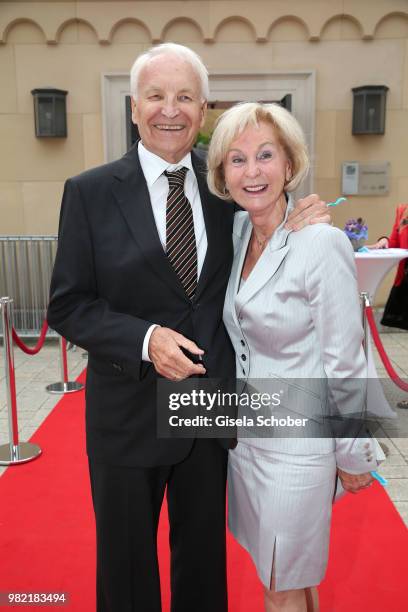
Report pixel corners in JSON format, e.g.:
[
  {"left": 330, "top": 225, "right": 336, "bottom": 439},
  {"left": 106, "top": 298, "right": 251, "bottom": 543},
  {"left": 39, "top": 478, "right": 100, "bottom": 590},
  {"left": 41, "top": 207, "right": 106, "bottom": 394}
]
[{"left": 165, "top": 167, "right": 198, "bottom": 299}]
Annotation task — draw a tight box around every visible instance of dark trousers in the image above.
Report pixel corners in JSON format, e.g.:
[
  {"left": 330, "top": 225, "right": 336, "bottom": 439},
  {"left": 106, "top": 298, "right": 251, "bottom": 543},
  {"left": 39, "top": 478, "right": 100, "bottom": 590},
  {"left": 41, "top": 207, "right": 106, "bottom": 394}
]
[{"left": 88, "top": 439, "right": 228, "bottom": 612}]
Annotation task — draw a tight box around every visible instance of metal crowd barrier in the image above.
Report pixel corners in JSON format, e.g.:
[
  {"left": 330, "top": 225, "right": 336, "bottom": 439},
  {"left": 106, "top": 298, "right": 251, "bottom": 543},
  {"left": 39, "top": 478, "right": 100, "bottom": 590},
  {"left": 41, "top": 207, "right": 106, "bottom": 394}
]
[{"left": 0, "top": 236, "right": 57, "bottom": 337}]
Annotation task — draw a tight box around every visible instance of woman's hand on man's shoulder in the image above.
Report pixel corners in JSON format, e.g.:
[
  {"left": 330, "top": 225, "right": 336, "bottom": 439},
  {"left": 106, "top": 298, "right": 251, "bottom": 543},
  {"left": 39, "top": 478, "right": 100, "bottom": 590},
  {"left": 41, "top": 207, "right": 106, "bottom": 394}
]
[{"left": 285, "top": 193, "right": 329, "bottom": 231}]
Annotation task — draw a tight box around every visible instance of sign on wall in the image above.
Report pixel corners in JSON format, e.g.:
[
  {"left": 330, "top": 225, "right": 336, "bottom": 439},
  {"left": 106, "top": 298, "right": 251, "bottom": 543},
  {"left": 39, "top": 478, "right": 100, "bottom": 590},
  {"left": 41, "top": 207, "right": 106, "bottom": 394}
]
[{"left": 342, "top": 162, "right": 390, "bottom": 196}]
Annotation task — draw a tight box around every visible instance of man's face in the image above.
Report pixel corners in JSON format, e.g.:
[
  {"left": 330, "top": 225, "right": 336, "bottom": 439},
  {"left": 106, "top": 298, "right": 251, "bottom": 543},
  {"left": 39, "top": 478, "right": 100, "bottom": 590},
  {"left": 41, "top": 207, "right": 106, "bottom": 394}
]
[{"left": 131, "top": 54, "right": 207, "bottom": 163}]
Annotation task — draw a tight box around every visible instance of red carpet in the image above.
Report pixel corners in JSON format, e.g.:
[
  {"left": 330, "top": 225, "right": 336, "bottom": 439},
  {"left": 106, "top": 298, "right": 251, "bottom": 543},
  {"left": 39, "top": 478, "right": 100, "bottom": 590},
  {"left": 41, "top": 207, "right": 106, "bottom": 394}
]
[{"left": 0, "top": 370, "right": 407, "bottom": 611}]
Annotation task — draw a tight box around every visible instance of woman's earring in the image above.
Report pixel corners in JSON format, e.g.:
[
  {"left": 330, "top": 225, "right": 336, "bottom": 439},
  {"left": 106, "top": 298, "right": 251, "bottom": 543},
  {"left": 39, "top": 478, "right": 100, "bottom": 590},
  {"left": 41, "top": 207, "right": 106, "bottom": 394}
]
[{"left": 285, "top": 164, "right": 292, "bottom": 185}]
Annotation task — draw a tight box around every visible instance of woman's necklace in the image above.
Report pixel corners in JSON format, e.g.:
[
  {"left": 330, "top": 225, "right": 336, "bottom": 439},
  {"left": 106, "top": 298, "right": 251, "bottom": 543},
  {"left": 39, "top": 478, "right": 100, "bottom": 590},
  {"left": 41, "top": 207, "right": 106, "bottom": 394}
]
[
  {"left": 251, "top": 198, "right": 286, "bottom": 251},
  {"left": 252, "top": 231, "right": 271, "bottom": 251}
]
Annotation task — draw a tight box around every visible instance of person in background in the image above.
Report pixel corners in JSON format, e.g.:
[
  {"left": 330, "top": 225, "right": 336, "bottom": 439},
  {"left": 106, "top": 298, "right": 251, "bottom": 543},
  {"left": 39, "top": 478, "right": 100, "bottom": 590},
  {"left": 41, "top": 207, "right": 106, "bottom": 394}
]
[
  {"left": 207, "top": 102, "right": 380, "bottom": 612},
  {"left": 369, "top": 204, "right": 408, "bottom": 331}
]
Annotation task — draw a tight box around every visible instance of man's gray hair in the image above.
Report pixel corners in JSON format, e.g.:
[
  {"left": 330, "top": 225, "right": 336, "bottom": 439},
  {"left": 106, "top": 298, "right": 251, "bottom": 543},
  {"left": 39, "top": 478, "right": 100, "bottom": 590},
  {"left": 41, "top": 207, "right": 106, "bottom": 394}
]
[{"left": 130, "top": 43, "right": 209, "bottom": 102}]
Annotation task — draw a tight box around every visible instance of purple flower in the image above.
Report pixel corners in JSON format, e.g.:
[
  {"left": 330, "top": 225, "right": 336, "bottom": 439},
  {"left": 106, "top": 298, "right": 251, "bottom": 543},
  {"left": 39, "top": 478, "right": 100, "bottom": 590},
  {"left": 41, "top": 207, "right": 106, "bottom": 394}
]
[{"left": 344, "top": 217, "right": 368, "bottom": 241}]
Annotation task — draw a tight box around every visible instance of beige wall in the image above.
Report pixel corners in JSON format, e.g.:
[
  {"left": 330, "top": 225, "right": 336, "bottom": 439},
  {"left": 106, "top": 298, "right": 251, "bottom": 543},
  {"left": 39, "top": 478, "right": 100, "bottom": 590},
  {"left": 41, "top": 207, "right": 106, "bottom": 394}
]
[{"left": 1, "top": 0, "right": 408, "bottom": 303}]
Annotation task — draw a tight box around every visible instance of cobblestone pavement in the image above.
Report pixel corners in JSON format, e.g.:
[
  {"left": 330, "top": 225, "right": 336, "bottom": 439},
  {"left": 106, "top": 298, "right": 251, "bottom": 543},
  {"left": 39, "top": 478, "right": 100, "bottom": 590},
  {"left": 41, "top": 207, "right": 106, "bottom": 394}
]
[{"left": 1, "top": 334, "right": 408, "bottom": 525}]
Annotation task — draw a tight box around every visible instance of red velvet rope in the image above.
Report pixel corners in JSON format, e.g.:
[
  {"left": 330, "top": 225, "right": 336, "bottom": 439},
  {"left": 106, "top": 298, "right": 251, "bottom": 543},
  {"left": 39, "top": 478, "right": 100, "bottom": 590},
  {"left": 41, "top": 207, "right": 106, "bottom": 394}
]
[
  {"left": 365, "top": 305, "right": 408, "bottom": 392},
  {"left": 12, "top": 320, "right": 49, "bottom": 355}
]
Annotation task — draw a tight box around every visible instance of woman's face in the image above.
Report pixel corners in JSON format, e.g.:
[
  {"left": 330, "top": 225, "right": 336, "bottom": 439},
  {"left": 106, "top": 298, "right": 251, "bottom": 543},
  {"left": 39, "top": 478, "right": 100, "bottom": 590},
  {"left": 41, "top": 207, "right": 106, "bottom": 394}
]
[{"left": 223, "top": 121, "right": 292, "bottom": 216}]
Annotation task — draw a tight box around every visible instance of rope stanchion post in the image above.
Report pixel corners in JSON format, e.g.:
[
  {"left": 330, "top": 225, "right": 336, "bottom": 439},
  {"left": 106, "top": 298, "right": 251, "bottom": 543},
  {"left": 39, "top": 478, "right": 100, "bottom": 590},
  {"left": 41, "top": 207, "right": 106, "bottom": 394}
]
[
  {"left": 361, "top": 290, "right": 408, "bottom": 392},
  {"left": 0, "top": 297, "right": 41, "bottom": 466},
  {"left": 365, "top": 302, "right": 408, "bottom": 393},
  {"left": 46, "top": 335, "right": 84, "bottom": 395},
  {"left": 360, "top": 291, "right": 370, "bottom": 356}
]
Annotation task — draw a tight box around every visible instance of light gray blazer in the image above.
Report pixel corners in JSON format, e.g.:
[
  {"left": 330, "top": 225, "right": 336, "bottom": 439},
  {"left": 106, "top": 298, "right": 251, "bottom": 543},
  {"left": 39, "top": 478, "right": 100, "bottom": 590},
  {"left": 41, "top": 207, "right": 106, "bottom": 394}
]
[{"left": 223, "top": 198, "right": 382, "bottom": 473}]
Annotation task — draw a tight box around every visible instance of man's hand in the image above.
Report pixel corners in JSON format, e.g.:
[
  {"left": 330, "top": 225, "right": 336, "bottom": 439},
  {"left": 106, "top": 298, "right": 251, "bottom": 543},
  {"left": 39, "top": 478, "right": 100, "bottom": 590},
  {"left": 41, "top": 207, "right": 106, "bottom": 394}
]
[
  {"left": 285, "top": 193, "right": 330, "bottom": 231},
  {"left": 148, "top": 327, "right": 206, "bottom": 381},
  {"left": 337, "top": 468, "right": 374, "bottom": 494}
]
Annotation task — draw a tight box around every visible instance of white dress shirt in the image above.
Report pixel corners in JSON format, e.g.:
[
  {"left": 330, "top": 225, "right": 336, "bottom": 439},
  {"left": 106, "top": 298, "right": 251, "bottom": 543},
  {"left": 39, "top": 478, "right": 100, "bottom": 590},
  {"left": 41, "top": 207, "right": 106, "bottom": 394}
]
[{"left": 138, "top": 141, "right": 208, "bottom": 361}]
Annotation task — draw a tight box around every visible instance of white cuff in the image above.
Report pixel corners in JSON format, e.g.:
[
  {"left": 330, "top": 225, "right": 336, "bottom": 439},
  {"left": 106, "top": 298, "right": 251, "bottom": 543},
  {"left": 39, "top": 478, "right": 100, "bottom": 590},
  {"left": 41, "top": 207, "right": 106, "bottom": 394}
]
[
  {"left": 142, "top": 324, "right": 160, "bottom": 362},
  {"left": 335, "top": 437, "right": 385, "bottom": 474}
]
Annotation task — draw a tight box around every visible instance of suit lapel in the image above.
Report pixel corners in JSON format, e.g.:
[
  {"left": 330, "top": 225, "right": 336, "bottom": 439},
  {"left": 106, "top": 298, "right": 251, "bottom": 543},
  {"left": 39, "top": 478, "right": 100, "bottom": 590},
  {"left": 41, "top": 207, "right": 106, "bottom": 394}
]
[
  {"left": 191, "top": 152, "right": 224, "bottom": 300},
  {"left": 229, "top": 218, "right": 251, "bottom": 327},
  {"left": 234, "top": 214, "right": 292, "bottom": 319},
  {"left": 111, "top": 144, "right": 188, "bottom": 301}
]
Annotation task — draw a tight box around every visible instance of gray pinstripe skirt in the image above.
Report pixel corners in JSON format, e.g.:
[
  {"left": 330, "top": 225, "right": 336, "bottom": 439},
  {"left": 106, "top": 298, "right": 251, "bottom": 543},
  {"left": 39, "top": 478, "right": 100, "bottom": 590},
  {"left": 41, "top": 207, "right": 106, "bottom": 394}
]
[{"left": 227, "top": 441, "right": 337, "bottom": 591}]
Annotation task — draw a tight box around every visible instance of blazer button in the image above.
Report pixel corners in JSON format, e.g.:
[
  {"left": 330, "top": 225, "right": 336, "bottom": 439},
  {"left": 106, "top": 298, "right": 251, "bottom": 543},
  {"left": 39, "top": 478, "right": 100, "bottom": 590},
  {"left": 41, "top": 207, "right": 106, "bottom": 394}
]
[
  {"left": 240, "top": 340, "right": 245, "bottom": 346},
  {"left": 241, "top": 354, "right": 247, "bottom": 361}
]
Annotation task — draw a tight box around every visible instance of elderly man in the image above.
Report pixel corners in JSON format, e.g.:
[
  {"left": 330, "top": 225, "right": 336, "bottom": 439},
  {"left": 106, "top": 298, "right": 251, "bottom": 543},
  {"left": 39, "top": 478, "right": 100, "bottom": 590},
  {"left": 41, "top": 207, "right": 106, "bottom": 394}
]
[{"left": 48, "top": 43, "right": 329, "bottom": 612}]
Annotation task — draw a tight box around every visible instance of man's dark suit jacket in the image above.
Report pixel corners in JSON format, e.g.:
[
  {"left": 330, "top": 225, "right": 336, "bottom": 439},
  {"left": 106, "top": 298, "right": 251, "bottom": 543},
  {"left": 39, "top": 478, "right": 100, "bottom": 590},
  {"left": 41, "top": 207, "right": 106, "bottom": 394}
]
[{"left": 47, "top": 144, "right": 236, "bottom": 467}]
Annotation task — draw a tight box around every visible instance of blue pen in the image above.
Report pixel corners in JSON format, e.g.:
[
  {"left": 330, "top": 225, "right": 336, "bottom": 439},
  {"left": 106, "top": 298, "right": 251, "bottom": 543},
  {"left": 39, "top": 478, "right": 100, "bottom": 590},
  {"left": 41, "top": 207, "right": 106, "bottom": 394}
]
[
  {"left": 371, "top": 471, "right": 388, "bottom": 486},
  {"left": 327, "top": 197, "right": 347, "bottom": 207}
]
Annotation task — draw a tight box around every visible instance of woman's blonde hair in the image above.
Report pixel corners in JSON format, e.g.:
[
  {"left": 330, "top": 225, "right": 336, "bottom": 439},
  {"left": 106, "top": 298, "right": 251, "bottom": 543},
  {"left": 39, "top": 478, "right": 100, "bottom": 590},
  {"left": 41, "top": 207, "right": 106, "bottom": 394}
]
[{"left": 207, "top": 102, "right": 309, "bottom": 201}]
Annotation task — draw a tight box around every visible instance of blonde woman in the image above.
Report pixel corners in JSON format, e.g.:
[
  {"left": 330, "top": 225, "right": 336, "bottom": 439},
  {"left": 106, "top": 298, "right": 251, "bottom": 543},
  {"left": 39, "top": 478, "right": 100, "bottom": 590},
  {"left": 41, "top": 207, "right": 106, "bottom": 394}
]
[{"left": 207, "top": 103, "right": 381, "bottom": 612}]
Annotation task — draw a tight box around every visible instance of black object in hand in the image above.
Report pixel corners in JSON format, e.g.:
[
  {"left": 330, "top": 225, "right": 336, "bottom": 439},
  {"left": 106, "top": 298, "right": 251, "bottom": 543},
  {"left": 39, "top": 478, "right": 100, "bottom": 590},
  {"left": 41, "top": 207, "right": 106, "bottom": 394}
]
[{"left": 180, "top": 346, "right": 204, "bottom": 365}]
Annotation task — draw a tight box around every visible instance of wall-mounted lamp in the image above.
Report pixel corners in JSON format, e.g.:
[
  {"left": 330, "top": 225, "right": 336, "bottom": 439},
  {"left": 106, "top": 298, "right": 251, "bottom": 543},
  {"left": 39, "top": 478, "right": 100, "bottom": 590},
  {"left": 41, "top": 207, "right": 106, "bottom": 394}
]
[
  {"left": 352, "top": 85, "right": 388, "bottom": 135},
  {"left": 31, "top": 88, "right": 68, "bottom": 137}
]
